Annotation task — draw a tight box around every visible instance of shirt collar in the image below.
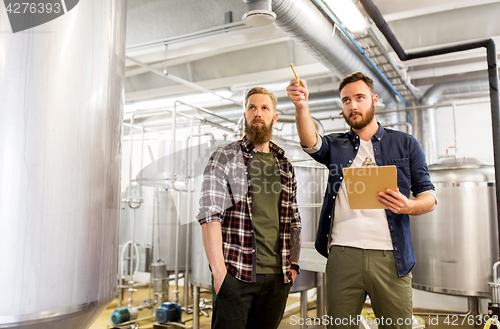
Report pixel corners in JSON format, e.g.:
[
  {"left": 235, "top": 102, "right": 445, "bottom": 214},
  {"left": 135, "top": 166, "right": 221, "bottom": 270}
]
[
  {"left": 241, "top": 135, "right": 286, "bottom": 158},
  {"left": 347, "top": 122, "right": 385, "bottom": 142}
]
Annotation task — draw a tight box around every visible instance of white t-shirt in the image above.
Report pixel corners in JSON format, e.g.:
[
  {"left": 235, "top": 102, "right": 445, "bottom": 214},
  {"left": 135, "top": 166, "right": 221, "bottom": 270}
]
[{"left": 330, "top": 139, "right": 393, "bottom": 250}]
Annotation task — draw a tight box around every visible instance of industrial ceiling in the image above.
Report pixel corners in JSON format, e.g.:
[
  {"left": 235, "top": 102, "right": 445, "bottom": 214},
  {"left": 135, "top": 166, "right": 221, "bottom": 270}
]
[{"left": 124, "top": 0, "right": 500, "bottom": 116}]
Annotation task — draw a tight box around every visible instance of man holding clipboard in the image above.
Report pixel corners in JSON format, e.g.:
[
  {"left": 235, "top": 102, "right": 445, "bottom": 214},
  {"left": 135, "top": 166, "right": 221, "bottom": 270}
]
[{"left": 287, "top": 71, "right": 436, "bottom": 329}]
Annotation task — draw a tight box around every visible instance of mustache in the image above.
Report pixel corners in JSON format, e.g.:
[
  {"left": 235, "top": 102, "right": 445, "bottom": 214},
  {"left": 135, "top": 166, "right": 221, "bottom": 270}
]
[{"left": 349, "top": 111, "right": 361, "bottom": 118}]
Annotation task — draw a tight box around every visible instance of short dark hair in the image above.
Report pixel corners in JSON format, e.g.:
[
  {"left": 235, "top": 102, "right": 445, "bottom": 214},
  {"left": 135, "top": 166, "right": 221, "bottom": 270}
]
[
  {"left": 244, "top": 87, "right": 277, "bottom": 113},
  {"left": 339, "top": 71, "right": 375, "bottom": 94}
]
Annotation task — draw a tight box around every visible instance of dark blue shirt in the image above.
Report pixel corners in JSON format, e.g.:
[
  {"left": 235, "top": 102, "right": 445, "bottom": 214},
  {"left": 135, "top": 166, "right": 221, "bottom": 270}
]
[{"left": 304, "top": 123, "right": 435, "bottom": 276}]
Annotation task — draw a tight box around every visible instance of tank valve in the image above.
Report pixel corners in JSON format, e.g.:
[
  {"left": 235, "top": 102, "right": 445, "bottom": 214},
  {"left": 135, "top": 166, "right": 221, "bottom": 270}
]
[
  {"left": 110, "top": 307, "right": 138, "bottom": 324},
  {"left": 156, "top": 302, "right": 181, "bottom": 323}
]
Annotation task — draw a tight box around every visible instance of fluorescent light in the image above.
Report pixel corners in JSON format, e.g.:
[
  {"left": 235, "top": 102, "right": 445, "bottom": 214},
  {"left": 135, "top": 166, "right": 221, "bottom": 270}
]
[
  {"left": 125, "top": 90, "right": 234, "bottom": 113},
  {"left": 323, "top": 0, "right": 368, "bottom": 33}
]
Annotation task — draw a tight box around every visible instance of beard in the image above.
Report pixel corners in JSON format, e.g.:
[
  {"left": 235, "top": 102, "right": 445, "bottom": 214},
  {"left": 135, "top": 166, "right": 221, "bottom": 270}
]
[
  {"left": 244, "top": 118, "right": 274, "bottom": 145},
  {"left": 342, "top": 100, "right": 376, "bottom": 130}
]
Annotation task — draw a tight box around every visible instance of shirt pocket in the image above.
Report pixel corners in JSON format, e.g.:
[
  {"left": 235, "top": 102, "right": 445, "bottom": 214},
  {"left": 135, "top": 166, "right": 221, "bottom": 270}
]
[{"left": 387, "top": 158, "right": 411, "bottom": 196}]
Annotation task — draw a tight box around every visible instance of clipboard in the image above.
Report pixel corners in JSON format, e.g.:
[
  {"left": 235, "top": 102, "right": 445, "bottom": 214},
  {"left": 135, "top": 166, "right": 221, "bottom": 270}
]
[{"left": 342, "top": 165, "right": 398, "bottom": 209}]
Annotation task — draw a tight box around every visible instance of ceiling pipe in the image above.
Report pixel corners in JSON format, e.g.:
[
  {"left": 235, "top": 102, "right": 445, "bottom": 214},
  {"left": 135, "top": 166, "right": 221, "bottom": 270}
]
[
  {"left": 419, "top": 78, "right": 490, "bottom": 165},
  {"left": 359, "top": 0, "right": 500, "bottom": 268},
  {"left": 270, "top": 0, "right": 399, "bottom": 109},
  {"left": 126, "top": 55, "right": 241, "bottom": 107}
]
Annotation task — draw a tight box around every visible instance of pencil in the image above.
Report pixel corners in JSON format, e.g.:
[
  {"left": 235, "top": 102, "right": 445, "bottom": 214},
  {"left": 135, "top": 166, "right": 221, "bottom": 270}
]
[{"left": 290, "top": 63, "right": 303, "bottom": 87}]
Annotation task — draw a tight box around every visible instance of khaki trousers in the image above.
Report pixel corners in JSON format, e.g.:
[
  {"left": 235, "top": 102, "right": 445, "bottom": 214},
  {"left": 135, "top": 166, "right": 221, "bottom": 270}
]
[{"left": 325, "top": 245, "right": 413, "bottom": 329}]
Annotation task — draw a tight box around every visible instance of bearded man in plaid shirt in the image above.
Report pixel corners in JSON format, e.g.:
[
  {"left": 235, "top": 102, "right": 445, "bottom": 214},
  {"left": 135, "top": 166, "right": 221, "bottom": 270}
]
[{"left": 197, "top": 87, "right": 302, "bottom": 329}]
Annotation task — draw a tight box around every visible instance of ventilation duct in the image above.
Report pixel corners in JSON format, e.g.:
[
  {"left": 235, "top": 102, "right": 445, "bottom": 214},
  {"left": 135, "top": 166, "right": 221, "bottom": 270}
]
[
  {"left": 420, "top": 78, "right": 490, "bottom": 164},
  {"left": 271, "top": 0, "right": 398, "bottom": 109},
  {"left": 243, "top": 0, "right": 276, "bottom": 27}
]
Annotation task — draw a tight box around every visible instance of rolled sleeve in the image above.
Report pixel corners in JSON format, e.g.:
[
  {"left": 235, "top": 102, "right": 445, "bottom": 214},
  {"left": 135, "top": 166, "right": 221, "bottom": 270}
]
[
  {"left": 302, "top": 132, "right": 322, "bottom": 154},
  {"left": 415, "top": 189, "right": 438, "bottom": 205}
]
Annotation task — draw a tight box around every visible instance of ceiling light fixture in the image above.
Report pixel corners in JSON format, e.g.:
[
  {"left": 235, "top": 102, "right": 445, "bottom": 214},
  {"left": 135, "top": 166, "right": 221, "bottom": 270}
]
[
  {"left": 323, "top": 0, "right": 368, "bottom": 33},
  {"left": 242, "top": 0, "right": 276, "bottom": 27}
]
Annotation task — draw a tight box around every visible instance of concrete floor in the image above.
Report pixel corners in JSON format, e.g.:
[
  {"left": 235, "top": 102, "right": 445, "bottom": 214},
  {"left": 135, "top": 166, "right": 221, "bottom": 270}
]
[{"left": 89, "top": 284, "right": 482, "bottom": 329}]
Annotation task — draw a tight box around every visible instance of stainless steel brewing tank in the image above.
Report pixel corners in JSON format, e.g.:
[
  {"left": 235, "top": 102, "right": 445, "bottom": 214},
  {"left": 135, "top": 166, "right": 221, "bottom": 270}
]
[
  {"left": 120, "top": 186, "right": 188, "bottom": 273},
  {"left": 410, "top": 158, "right": 499, "bottom": 296},
  {"left": 0, "top": 1, "right": 126, "bottom": 328},
  {"left": 190, "top": 138, "right": 326, "bottom": 290}
]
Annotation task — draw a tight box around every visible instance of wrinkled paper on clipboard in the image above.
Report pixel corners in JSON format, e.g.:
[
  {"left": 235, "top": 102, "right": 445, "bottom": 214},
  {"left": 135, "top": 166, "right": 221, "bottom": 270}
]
[{"left": 342, "top": 165, "right": 398, "bottom": 209}]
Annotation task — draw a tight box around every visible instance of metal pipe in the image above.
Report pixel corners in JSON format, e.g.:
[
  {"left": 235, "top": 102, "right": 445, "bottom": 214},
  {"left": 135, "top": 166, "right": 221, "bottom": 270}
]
[
  {"left": 128, "top": 209, "right": 138, "bottom": 308},
  {"left": 491, "top": 261, "right": 500, "bottom": 303},
  {"left": 383, "top": 122, "right": 413, "bottom": 135},
  {"left": 127, "top": 115, "right": 135, "bottom": 203},
  {"left": 193, "top": 286, "right": 200, "bottom": 329},
  {"left": 174, "top": 192, "right": 181, "bottom": 304},
  {"left": 300, "top": 291, "right": 308, "bottom": 329},
  {"left": 173, "top": 102, "right": 177, "bottom": 182},
  {"left": 129, "top": 105, "right": 235, "bottom": 134},
  {"left": 184, "top": 117, "right": 195, "bottom": 310},
  {"left": 316, "top": 273, "right": 325, "bottom": 319},
  {"left": 175, "top": 101, "right": 238, "bottom": 125},
  {"left": 126, "top": 56, "right": 240, "bottom": 106},
  {"left": 279, "top": 114, "right": 324, "bottom": 136},
  {"left": 126, "top": 114, "right": 145, "bottom": 209},
  {"left": 139, "top": 126, "right": 145, "bottom": 200},
  {"left": 126, "top": 21, "right": 247, "bottom": 54},
  {"left": 452, "top": 103, "right": 458, "bottom": 157}
]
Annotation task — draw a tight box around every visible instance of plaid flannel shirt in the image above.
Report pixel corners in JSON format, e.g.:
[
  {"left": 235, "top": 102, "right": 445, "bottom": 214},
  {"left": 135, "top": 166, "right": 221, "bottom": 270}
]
[{"left": 196, "top": 136, "right": 301, "bottom": 283}]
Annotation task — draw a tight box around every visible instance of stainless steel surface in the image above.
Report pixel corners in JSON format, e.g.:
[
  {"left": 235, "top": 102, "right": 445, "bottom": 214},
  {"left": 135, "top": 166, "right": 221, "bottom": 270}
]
[
  {"left": 0, "top": 0, "right": 126, "bottom": 327},
  {"left": 491, "top": 261, "right": 500, "bottom": 303},
  {"left": 410, "top": 158, "right": 499, "bottom": 297},
  {"left": 152, "top": 261, "right": 168, "bottom": 278},
  {"left": 298, "top": 243, "right": 327, "bottom": 273},
  {"left": 0, "top": 301, "right": 111, "bottom": 329},
  {"left": 151, "top": 261, "right": 169, "bottom": 297},
  {"left": 300, "top": 291, "right": 308, "bottom": 329},
  {"left": 120, "top": 187, "right": 188, "bottom": 272},
  {"left": 193, "top": 286, "right": 200, "bottom": 329}
]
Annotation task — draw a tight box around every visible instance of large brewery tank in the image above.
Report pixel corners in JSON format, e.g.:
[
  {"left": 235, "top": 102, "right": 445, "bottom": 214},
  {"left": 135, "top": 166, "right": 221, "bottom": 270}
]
[
  {"left": 0, "top": 1, "right": 126, "bottom": 328},
  {"left": 120, "top": 187, "right": 188, "bottom": 273},
  {"left": 411, "top": 158, "right": 499, "bottom": 296},
  {"left": 120, "top": 139, "right": 189, "bottom": 274},
  {"left": 190, "top": 138, "right": 326, "bottom": 292}
]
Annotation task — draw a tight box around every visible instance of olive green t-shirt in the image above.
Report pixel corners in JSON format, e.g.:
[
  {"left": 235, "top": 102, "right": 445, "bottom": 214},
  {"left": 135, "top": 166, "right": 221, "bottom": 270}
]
[{"left": 249, "top": 151, "right": 282, "bottom": 274}]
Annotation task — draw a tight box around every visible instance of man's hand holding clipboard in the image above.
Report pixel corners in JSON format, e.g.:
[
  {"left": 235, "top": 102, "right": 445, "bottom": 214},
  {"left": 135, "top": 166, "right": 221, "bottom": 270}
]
[{"left": 342, "top": 165, "right": 398, "bottom": 209}]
